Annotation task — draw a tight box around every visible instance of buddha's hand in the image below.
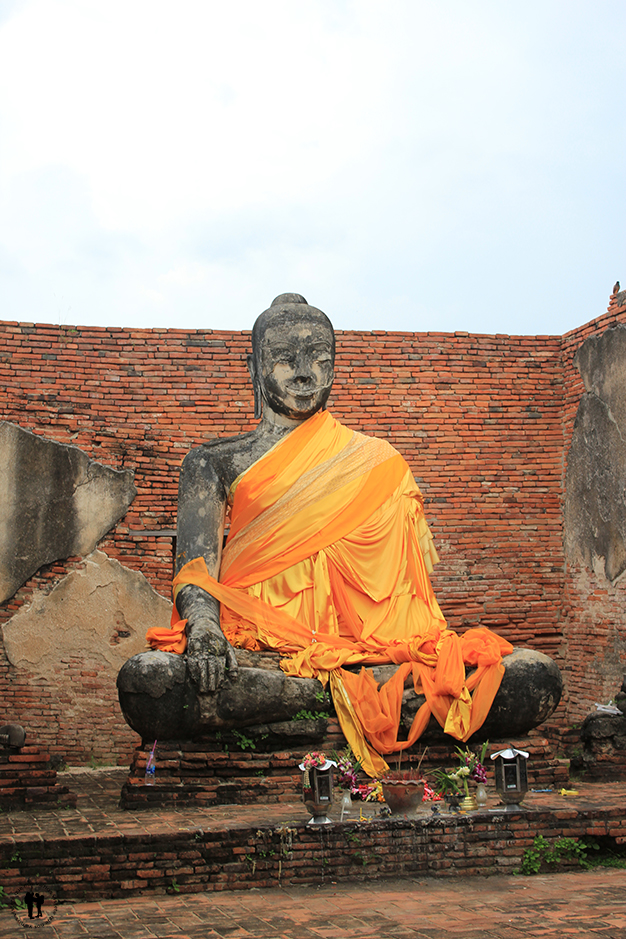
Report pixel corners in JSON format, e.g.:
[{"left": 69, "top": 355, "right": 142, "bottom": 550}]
[{"left": 186, "top": 623, "right": 239, "bottom": 693}]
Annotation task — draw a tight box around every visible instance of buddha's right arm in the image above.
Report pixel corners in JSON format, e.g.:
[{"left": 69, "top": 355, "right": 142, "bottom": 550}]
[
  {"left": 175, "top": 447, "right": 226, "bottom": 580},
  {"left": 174, "top": 447, "right": 238, "bottom": 692}
]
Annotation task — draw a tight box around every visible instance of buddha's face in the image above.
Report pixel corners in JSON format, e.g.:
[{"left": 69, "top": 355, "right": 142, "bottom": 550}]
[{"left": 258, "top": 316, "right": 334, "bottom": 420}]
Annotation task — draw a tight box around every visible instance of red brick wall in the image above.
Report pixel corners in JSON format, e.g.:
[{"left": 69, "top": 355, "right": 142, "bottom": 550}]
[{"left": 2, "top": 295, "right": 626, "bottom": 763}]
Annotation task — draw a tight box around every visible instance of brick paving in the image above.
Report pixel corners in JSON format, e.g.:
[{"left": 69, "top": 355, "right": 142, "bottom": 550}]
[
  {"left": 1, "top": 769, "right": 625, "bottom": 842},
  {"left": 1, "top": 870, "right": 625, "bottom": 938},
  {"left": 1, "top": 772, "right": 626, "bottom": 935}
]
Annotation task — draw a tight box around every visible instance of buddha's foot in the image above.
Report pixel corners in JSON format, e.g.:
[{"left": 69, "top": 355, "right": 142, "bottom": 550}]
[{"left": 400, "top": 647, "right": 563, "bottom": 741}]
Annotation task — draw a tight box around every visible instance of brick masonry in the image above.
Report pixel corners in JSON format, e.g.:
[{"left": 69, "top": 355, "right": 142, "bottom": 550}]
[
  {"left": 2, "top": 292, "right": 626, "bottom": 765},
  {"left": 0, "top": 745, "right": 76, "bottom": 810},
  {"left": 119, "top": 729, "right": 568, "bottom": 811},
  {"left": 0, "top": 799, "right": 623, "bottom": 899}
]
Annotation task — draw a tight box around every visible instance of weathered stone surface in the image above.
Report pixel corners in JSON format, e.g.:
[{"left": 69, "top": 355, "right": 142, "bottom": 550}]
[
  {"left": 2, "top": 550, "right": 167, "bottom": 678},
  {"left": 565, "top": 324, "right": 626, "bottom": 583},
  {"left": 571, "top": 710, "right": 626, "bottom": 780},
  {"left": 224, "top": 717, "right": 329, "bottom": 748},
  {"left": 118, "top": 645, "right": 561, "bottom": 743},
  {"left": 117, "top": 651, "right": 324, "bottom": 741},
  {"left": 0, "top": 422, "right": 136, "bottom": 602},
  {"left": 580, "top": 713, "right": 626, "bottom": 740},
  {"left": 400, "top": 647, "right": 563, "bottom": 742}
]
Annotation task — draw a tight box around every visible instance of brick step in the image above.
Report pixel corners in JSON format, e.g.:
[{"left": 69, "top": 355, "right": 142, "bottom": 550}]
[
  {"left": 1, "top": 786, "right": 624, "bottom": 899},
  {"left": 0, "top": 743, "right": 77, "bottom": 809},
  {"left": 0, "top": 784, "right": 77, "bottom": 809},
  {"left": 120, "top": 734, "right": 569, "bottom": 810}
]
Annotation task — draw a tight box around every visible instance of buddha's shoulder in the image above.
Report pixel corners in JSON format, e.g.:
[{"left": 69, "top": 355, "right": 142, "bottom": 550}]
[
  {"left": 181, "top": 431, "right": 259, "bottom": 470},
  {"left": 351, "top": 428, "right": 403, "bottom": 460},
  {"left": 181, "top": 429, "right": 276, "bottom": 482}
]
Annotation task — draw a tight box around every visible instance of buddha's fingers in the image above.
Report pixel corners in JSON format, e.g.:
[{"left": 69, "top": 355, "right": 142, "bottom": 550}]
[
  {"left": 225, "top": 645, "right": 239, "bottom": 682},
  {"left": 187, "top": 651, "right": 210, "bottom": 693}
]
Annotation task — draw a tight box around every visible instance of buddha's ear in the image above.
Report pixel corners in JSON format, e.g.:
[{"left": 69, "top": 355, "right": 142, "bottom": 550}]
[{"left": 247, "top": 354, "right": 262, "bottom": 420}]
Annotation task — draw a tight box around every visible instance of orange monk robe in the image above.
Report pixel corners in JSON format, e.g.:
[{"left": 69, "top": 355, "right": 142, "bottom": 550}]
[{"left": 147, "top": 410, "right": 512, "bottom": 776}]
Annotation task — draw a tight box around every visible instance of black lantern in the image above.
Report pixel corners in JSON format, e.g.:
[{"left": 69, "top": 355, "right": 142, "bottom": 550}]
[
  {"left": 490, "top": 746, "right": 529, "bottom": 808},
  {"left": 299, "top": 756, "right": 336, "bottom": 825}
]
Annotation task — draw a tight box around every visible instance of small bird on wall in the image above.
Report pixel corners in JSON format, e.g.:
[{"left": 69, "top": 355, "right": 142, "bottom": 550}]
[{"left": 613, "top": 281, "right": 621, "bottom": 294}]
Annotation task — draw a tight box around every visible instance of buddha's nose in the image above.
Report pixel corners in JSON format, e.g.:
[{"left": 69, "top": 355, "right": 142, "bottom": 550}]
[{"left": 293, "top": 356, "right": 314, "bottom": 382}]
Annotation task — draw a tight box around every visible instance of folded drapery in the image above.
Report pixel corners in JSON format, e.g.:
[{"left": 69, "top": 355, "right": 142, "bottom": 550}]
[{"left": 147, "top": 410, "right": 512, "bottom": 776}]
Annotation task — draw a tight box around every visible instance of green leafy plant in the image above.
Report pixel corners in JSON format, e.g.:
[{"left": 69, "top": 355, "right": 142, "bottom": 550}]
[
  {"left": 519, "top": 836, "right": 598, "bottom": 875},
  {"left": 293, "top": 708, "right": 330, "bottom": 721},
  {"left": 232, "top": 731, "right": 255, "bottom": 751},
  {"left": 170, "top": 879, "right": 180, "bottom": 893},
  {"left": 315, "top": 690, "right": 332, "bottom": 708}
]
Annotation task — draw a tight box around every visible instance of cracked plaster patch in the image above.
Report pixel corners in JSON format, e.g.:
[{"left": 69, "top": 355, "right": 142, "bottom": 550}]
[
  {"left": 0, "top": 422, "right": 136, "bottom": 602},
  {"left": 1, "top": 550, "right": 170, "bottom": 679}
]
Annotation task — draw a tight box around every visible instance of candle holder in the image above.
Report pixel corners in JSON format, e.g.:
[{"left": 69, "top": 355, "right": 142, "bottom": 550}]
[
  {"left": 300, "top": 753, "right": 337, "bottom": 825},
  {"left": 490, "top": 746, "right": 529, "bottom": 809}
]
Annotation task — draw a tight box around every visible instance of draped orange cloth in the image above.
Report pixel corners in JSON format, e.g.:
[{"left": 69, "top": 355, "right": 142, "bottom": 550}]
[{"left": 147, "top": 410, "right": 512, "bottom": 776}]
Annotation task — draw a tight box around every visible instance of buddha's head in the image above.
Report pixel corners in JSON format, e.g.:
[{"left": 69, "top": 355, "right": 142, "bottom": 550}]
[{"left": 249, "top": 293, "right": 335, "bottom": 421}]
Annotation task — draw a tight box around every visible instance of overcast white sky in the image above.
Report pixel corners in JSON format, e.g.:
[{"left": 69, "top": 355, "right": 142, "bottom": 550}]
[{"left": 0, "top": 0, "right": 624, "bottom": 335}]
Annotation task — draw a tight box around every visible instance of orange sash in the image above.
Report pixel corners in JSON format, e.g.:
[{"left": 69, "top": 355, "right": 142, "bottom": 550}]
[{"left": 147, "top": 411, "right": 512, "bottom": 775}]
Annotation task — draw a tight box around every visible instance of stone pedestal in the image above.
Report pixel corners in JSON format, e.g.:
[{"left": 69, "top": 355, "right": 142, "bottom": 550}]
[
  {"left": 120, "top": 739, "right": 307, "bottom": 810},
  {"left": 120, "top": 726, "right": 569, "bottom": 810}
]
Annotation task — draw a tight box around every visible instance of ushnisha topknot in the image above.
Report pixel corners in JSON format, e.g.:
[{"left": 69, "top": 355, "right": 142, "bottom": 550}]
[
  {"left": 270, "top": 293, "right": 308, "bottom": 306},
  {"left": 251, "top": 293, "right": 334, "bottom": 356}
]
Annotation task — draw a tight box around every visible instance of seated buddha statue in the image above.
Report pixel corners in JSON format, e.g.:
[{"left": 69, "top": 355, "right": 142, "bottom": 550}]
[{"left": 117, "top": 294, "right": 562, "bottom": 776}]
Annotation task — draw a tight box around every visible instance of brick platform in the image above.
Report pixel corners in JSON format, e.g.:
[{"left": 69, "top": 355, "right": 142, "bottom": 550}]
[
  {"left": 0, "top": 745, "right": 76, "bottom": 811},
  {"left": 120, "top": 731, "right": 570, "bottom": 810},
  {"left": 121, "top": 743, "right": 306, "bottom": 810},
  {"left": 0, "top": 769, "right": 622, "bottom": 901}
]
